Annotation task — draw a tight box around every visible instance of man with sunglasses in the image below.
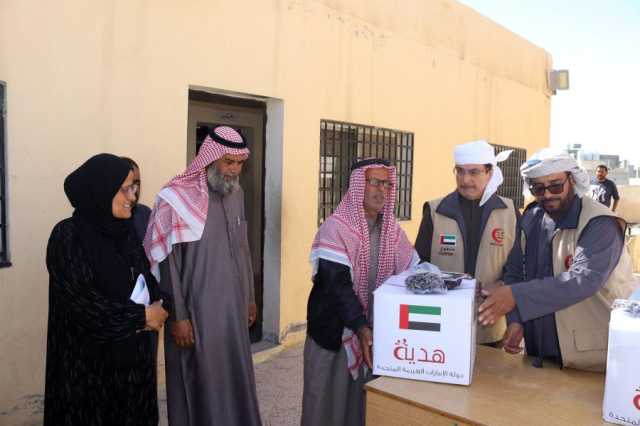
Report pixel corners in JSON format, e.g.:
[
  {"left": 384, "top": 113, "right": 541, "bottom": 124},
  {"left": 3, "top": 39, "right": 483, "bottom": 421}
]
[
  {"left": 478, "top": 148, "right": 637, "bottom": 371},
  {"left": 415, "top": 140, "right": 518, "bottom": 346},
  {"left": 303, "top": 158, "right": 418, "bottom": 426}
]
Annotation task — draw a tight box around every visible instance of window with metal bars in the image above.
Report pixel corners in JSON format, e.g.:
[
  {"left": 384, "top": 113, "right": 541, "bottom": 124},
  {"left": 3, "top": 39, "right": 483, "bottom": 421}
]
[
  {"left": 318, "top": 120, "right": 414, "bottom": 225},
  {"left": 492, "top": 143, "right": 527, "bottom": 209},
  {"left": 0, "top": 82, "right": 9, "bottom": 267}
]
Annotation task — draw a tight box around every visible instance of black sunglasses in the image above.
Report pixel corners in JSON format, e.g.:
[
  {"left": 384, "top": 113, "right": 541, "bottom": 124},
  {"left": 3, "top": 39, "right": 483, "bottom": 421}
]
[{"left": 529, "top": 178, "right": 569, "bottom": 197}]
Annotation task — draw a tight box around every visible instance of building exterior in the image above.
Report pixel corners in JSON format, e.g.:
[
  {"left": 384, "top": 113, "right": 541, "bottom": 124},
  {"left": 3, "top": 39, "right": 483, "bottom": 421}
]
[
  {"left": 0, "top": 0, "right": 553, "bottom": 408},
  {"left": 567, "top": 144, "right": 634, "bottom": 185}
]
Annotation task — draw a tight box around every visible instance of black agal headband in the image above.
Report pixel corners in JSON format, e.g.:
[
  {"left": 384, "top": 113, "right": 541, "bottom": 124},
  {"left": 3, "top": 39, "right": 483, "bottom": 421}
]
[
  {"left": 350, "top": 158, "right": 391, "bottom": 171},
  {"left": 208, "top": 125, "right": 248, "bottom": 149}
]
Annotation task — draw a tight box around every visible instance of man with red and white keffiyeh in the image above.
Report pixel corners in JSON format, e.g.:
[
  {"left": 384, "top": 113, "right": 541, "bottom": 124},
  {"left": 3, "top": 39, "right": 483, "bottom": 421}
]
[
  {"left": 302, "top": 158, "right": 419, "bottom": 426},
  {"left": 144, "top": 126, "right": 261, "bottom": 426}
]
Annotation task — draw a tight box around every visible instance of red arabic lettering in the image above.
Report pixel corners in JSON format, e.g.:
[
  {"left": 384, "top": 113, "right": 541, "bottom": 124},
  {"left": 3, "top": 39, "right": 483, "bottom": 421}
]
[
  {"left": 430, "top": 349, "right": 445, "bottom": 364},
  {"left": 393, "top": 339, "right": 408, "bottom": 360}
]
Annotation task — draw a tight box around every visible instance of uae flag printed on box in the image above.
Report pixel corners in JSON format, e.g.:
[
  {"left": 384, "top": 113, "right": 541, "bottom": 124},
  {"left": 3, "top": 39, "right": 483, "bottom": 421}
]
[
  {"left": 399, "top": 304, "right": 441, "bottom": 332},
  {"left": 439, "top": 234, "right": 456, "bottom": 246}
]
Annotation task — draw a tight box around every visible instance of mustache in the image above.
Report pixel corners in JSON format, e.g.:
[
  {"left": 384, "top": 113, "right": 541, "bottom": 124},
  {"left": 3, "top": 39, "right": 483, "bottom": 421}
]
[{"left": 542, "top": 197, "right": 562, "bottom": 204}]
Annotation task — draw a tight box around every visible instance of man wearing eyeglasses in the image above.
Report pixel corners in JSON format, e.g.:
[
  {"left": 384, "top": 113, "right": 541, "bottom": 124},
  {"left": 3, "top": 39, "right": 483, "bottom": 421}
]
[
  {"left": 415, "top": 140, "right": 518, "bottom": 346},
  {"left": 303, "top": 158, "right": 418, "bottom": 426},
  {"left": 478, "top": 148, "right": 637, "bottom": 371}
]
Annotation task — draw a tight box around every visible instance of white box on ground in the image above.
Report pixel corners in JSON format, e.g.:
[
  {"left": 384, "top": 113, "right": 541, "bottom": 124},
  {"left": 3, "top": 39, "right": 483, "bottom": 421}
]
[
  {"left": 603, "top": 300, "right": 640, "bottom": 425},
  {"left": 372, "top": 271, "right": 477, "bottom": 386}
]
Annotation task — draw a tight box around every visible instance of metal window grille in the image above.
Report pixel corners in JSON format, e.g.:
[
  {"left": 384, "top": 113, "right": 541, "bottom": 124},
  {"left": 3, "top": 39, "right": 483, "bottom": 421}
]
[
  {"left": 492, "top": 143, "right": 527, "bottom": 209},
  {"left": 318, "top": 120, "right": 414, "bottom": 225},
  {"left": 0, "top": 82, "right": 9, "bottom": 267}
]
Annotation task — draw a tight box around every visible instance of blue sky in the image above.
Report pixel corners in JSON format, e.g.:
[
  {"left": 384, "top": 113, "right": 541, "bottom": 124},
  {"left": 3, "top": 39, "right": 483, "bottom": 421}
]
[{"left": 460, "top": 0, "right": 640, "bottom": 165}]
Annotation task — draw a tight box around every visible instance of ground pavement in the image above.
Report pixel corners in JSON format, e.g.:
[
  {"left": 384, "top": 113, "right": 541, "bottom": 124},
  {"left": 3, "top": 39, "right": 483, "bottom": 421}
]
[{"left": 0, "top": 343, "right": 305, "bottom": 426}]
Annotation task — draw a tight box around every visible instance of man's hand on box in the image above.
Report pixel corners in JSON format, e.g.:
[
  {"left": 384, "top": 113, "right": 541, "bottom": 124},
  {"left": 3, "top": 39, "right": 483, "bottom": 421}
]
[
  {"left": 502, "top": 322, "right": 524, "bottom": 354},
  {"left": 478, "top": 286, "right": 515, "bottom": 326},
  {"left": 357, "top": 326, "right": 373, "bottom": 369}
]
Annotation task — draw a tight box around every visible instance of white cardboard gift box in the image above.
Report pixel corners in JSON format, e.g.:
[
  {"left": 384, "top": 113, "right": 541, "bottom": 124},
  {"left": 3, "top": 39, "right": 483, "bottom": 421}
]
[
  {"left": 602, "top": 302, "right": 640, "bottom": 425},
  {"left": 372, "top": 272, "right": 477, "bottom": 386}
]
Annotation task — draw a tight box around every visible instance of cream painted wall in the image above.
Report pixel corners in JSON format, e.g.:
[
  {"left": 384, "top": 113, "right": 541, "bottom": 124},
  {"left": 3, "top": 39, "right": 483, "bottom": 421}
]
[
  {"left": 0, "top": 0, "right": 551, "bottom": 407},
  {"left": 617, "top": 186, "right": 640, "bottom": 223}
]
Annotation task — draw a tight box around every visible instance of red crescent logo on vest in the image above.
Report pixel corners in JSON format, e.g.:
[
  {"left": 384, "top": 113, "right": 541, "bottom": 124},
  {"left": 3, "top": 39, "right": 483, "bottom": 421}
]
[
  {"left": 634, "top": 393, "right": 640, "bottom": 410},
  {"left": 564, "top": 255, "right": 573, "bottom": 270},
  {"left": 491, "top": 228, "right": 504, "bottom": 245}
]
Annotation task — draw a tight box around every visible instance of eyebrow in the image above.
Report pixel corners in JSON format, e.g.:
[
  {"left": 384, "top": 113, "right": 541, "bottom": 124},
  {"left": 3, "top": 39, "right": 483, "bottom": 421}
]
[
  {"left": 533, "top": 179, "right": 564, "bottom": 186},
  {"left": 455, "top": 166, "right": 484, "bottom": 170}
]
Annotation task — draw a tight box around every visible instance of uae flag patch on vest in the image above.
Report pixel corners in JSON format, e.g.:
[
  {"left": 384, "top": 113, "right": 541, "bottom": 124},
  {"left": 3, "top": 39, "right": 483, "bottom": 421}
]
[
  {"left": 439, "top": 234, "right": 456, "bottom": 246},
  {"left": 399, "top": 304, "right": 442, "bottom": 332}
]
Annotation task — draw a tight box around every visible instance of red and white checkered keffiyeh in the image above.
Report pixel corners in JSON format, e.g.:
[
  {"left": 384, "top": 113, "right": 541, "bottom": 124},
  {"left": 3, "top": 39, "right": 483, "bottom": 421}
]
[
  {"left": 310, "top": 163, "right": 418, "bottom": 379},
  {"left": 143, "top": 126, "right": 249, "bottom": 280}
]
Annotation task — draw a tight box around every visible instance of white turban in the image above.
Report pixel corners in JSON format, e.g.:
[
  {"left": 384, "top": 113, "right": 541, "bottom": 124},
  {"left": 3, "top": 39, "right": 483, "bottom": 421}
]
[
  {"left": 519, "top": 147, "right": 590, "bottom": 197},
  {"left": 454, "top": 140, "right": 512, "bottom": 206}
]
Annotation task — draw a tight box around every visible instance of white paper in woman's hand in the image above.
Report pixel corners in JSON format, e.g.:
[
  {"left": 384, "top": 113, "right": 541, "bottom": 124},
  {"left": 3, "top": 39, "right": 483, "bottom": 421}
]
[{"left": 130, "top": 274, "right": 150, "bottom": 306}]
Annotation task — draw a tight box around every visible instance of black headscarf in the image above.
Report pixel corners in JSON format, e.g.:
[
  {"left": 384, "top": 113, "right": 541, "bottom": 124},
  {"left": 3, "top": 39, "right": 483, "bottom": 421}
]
[
  {"left": 64, "top": 154, "right": 139, "bottom": 301},
  {"left": 64, "top": 153, "right": 132, "bottom": 238}
]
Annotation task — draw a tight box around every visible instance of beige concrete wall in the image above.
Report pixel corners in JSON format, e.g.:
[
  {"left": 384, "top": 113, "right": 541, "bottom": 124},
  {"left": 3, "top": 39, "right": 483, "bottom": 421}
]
[
  {"left": 0, "top": 0, "right": 551, "bottom": 406},
  {"left": 618, "top": 185, "right": 640, "bottom": 272},
  {"left": 617, "top": 186, "right": 640, "bottom": 223},
  {"left": 627, "top": 237, "right": 640, "bottom": 274}
]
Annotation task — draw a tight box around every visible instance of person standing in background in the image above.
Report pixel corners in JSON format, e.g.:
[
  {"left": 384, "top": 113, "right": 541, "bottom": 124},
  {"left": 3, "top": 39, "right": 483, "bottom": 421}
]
[{"left": 590, "top": 164, "right": 620, "bottom": 212}]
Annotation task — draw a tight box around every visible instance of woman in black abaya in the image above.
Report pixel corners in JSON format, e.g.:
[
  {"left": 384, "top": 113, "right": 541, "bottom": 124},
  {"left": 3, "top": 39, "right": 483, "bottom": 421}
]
[{"left": 44, "top": 154, "right": 168, "bottom": 425}]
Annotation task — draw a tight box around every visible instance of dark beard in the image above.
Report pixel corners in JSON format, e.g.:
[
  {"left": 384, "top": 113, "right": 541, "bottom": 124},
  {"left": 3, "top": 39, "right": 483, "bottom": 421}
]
[{"left": 542, "top": 193, "right": 575, "bottom": 221}]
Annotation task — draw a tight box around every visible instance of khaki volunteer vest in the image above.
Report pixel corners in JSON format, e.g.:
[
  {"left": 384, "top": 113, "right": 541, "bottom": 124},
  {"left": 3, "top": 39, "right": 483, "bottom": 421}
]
[
  {"left": 549, "top": 197, "right": 637, "bottom": 372},
  {"left": 429, "top": 195, "right": 517, "bottom": 344}
]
